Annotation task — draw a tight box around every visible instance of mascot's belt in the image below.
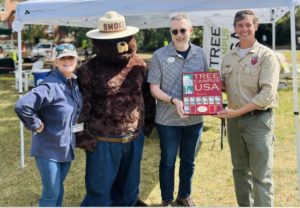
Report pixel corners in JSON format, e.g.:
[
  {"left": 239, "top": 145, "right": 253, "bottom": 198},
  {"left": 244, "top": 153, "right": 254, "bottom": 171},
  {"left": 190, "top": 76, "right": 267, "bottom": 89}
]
[{"left": 96, "top": 132, "right": 137, "bottom": 143}]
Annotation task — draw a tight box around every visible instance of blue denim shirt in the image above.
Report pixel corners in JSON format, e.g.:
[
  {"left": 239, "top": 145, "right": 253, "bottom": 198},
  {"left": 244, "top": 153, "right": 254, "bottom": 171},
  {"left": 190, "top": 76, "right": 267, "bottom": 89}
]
[{"left": 15, "top": 69, "right": 82, "bottom": 162}]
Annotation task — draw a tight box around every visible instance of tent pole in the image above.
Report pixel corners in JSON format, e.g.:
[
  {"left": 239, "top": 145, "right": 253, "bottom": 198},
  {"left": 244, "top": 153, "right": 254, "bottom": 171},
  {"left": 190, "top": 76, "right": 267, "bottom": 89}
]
[
  {"left": 17, "top": 30, "right": 25, "bottom": 169},
  {"left": 290, "top": 5, "right": 300, "bottom": 202},
  {"left": 272, "top": 21, "right": 276, "bottom": 51}
]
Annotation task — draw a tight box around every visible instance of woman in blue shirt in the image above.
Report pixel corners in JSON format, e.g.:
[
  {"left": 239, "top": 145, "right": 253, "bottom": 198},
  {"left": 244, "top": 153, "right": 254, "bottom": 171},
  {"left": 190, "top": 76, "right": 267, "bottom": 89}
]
[{"left": 15, "top": 43, "right": 82, "bottom": 206}]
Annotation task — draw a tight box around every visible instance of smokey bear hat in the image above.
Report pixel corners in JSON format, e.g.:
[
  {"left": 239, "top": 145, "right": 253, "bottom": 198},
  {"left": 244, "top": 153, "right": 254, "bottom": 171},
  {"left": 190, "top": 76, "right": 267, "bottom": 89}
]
[{"left": 86, "top": 11, "right": 139, "bottom": 39}]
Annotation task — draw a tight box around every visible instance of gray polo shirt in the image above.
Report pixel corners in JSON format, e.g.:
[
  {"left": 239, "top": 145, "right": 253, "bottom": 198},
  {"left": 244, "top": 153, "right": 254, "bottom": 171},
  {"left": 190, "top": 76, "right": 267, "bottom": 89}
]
[{"left": 148, "top": 42, "right": 208, "bottom": 126}]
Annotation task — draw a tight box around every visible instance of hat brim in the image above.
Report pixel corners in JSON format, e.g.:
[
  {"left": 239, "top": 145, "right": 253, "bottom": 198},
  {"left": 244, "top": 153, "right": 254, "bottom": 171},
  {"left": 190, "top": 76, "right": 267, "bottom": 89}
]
[
  {"left": 86, "top": 26, "right": 139, "bottom": 39},
  {"left": 56, "top": 52, "right": 78, "bottom": 59}
]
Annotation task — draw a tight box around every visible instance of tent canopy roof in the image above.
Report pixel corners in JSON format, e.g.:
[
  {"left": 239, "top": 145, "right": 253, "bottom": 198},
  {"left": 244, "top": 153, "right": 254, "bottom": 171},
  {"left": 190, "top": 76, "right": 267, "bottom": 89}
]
[{"left": 13, "top": 0, "right": 300, "bottom": 31}]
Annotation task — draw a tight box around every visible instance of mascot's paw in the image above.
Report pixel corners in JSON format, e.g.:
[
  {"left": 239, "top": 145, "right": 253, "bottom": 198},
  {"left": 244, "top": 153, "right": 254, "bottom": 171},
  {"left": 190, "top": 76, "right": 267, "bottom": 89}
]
[
  {"left": 135, "top": 198, "right": 148, "bottom": 207},
  {"left": 143, "top": 125, "right": 154, "bottom": 137},
  {"left": 76, "top": 138, "right": 97, "bottom": 152}
]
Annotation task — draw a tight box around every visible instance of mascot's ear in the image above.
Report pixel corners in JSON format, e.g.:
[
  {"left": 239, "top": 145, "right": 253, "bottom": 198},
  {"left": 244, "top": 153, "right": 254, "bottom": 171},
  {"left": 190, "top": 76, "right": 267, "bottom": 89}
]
[{"left": 127, "top": 36, "right": 137, "bottom": 54}]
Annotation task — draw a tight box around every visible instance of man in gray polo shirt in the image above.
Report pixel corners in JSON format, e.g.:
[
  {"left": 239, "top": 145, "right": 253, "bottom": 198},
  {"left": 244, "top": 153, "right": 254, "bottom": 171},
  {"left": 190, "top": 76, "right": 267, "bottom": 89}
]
[{"left": 148, "top": 13, "right": 208, "bottom": 207}]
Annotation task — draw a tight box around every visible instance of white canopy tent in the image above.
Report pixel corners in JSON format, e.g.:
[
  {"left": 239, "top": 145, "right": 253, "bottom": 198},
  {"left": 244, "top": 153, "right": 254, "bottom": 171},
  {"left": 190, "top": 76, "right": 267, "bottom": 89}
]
[
  {"left": 13, "top": 0, "right": 293, "bottom": 29},
  {"left": 13, "top": 0, "right": 300, "bottom": 200}
]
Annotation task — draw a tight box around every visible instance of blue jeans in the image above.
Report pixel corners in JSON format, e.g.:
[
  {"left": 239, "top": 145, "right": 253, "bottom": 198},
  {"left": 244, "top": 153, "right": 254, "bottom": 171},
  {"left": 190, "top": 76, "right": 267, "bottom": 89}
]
[
  {"left": 35, "top": 156, "right": 71, "bottom": 207},
  {"left": 81, "top": 132, "right": 144, "bottom": 206},
  {"left": 156, "top": 122, "right": 203, "bottom": 201}
]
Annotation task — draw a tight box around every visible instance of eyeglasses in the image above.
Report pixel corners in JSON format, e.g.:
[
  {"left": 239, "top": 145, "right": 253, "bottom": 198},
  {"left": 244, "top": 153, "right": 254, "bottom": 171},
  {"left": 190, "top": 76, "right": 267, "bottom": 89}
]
[
  {"left": 170, "top": 28, "right": 187, "bottom": 36},
  {"left": 56, "top": 44, "right": 75, "bottom": 52}
]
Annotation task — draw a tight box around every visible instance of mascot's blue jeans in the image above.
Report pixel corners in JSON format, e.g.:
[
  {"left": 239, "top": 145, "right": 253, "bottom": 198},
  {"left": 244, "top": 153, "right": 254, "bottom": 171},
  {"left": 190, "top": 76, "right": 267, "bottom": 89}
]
[
  {"left": 81, "top": 131, "right": 144, "bottom": 206},
  {"left": 156, "top": 123, "right": 203, "bottom": 201}
]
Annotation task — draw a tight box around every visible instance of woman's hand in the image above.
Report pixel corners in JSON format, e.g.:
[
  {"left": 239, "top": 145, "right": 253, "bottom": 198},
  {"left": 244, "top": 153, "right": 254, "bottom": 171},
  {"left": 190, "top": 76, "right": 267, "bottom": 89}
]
[{"left": 36, "top": 122, "right": 44, "bottom": 133}]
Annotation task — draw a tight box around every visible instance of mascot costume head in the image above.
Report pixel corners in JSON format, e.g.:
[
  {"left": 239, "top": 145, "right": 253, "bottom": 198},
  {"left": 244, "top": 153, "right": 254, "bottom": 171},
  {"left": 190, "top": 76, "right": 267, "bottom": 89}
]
[{"left": 87, "top": 11, "right": 139, "bottom": 64}]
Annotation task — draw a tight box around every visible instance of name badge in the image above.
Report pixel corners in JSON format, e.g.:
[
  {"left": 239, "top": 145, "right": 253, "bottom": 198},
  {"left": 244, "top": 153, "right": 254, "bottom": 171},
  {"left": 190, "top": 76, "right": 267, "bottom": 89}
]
[
  {"left": 72, "top": 123, "right": 84, "bottom": 133},
  {"left": 167, "top": 57, "right": 175, "bottom": 63}
]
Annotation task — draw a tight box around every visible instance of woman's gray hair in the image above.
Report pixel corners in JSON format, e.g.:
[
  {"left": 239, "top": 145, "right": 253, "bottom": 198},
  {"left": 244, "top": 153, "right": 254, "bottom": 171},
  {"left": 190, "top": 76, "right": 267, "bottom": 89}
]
[{"left": 170, "top": 13, "right": 192, "bottom": 27}]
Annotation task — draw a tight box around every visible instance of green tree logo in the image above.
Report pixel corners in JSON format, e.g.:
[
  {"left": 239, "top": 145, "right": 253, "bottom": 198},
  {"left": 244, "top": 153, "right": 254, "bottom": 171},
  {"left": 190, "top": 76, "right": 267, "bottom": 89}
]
[{"left": 183, "top": 74, "right": 194, "bottom": 94}]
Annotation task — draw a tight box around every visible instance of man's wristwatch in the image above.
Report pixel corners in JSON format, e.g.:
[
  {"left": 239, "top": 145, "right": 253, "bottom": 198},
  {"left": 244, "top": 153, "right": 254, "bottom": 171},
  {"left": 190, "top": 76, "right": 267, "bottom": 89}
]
[{"left": 170, "top": 97, "right": 175, "bottom": 105}]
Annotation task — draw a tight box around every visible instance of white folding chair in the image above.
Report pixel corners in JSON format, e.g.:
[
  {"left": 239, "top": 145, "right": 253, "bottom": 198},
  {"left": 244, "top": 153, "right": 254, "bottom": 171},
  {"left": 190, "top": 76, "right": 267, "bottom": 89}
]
[{"left": 16, "top": 59, "right": 44, "bottom": 91}]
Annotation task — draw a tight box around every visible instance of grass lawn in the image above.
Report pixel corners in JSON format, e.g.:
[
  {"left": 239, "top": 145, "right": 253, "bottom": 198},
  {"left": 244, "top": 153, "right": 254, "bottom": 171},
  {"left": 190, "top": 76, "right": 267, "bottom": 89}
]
[
  {"left": 278, "top": 50, "right": 300, "bottom": 64},
  {"left": 0, "top": 65, "right": 299, "bottom": 206}
]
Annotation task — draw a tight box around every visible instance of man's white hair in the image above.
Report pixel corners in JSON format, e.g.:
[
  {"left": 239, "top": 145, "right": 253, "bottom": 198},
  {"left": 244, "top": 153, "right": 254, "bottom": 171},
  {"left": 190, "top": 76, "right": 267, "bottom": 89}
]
[{"left": 170, "top": 13, "right": 192, "bottom": 27}]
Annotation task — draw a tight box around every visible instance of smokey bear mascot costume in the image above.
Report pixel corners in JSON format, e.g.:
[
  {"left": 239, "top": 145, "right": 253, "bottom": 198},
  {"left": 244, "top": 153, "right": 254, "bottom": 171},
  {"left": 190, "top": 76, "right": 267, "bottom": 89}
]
[{"left": 76, "top": 11, "right": 156, "bottom": 206}]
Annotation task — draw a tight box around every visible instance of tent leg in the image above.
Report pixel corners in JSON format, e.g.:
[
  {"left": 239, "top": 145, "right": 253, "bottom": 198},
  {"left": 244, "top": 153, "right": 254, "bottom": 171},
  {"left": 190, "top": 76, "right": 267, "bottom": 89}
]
[
  {"left": 17, "top": 30, "right": 25, "bottom": 169},
  {"left": 272, "top": 21, "right": 276, "bottom": 51},
  {"left": 290, "top": 5, "right": 300, "bottom": 202}
]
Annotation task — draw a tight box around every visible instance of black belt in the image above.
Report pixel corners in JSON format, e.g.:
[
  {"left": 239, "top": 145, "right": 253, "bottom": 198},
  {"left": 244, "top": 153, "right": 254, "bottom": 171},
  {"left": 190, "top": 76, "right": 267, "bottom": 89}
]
[{"left": 244, "top": 108, "right": 272, "bottom": 116}]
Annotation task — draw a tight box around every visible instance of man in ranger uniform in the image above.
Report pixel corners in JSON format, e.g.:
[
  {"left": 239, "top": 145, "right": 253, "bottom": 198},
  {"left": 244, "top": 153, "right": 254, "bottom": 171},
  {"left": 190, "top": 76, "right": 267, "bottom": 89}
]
[{"left": 216, "top": 10, "right": 280, "bottom": 207}]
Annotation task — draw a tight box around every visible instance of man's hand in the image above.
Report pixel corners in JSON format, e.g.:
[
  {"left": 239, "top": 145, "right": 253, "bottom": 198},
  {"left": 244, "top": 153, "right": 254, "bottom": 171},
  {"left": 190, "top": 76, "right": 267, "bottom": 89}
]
[
  {"left": 173, "top": 98, "right": 189, "bottom": 119},
  {"left": 214, "top": 103, "right": 259, "bottom": 119},
  {"left": 144, "top": 125, "right": 154, "bottom": 137},
  {"left": 214, "top": 108, "right": 241, "bottom": 119}
]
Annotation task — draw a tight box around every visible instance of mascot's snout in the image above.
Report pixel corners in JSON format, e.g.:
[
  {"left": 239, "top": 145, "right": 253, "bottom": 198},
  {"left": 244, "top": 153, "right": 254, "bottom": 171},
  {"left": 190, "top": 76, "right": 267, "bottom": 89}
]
[{"left": 117, "top": 41, "right": 129, "bottom": 53}]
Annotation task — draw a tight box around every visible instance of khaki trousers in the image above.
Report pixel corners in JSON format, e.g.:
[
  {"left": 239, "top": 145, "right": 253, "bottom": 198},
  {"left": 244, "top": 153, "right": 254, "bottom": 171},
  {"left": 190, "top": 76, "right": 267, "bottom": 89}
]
[{"left": 227, "top": 110, "right": 274, "bottom": 207}]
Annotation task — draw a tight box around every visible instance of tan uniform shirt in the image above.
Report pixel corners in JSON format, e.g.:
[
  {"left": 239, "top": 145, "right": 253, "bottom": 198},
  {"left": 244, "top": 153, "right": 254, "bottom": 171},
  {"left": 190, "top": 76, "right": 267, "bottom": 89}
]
[{"left": 221, "top": 41, "right": 280, "bottom": 110}]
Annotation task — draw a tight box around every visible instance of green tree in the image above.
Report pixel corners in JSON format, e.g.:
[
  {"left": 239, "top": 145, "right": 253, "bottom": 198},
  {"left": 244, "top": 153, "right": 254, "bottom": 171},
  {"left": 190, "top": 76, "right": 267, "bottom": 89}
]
[
  {"left": 57, "top": 26, "right": 91, "bottom": 47},
  {"left": 22, "top": 25, "right": 48, "bottom": 48},
  {"left": 135, "top": 28, "right": 170, "bottom": 52},
  {"left": 245, "top": 6, "right": 300, "bottom": 48},
  {"left": 191, "top": 26, "right": 204, "bottom": 47},
  {"left": 276, "top": 11, "right": 291, "bottom": 46}
]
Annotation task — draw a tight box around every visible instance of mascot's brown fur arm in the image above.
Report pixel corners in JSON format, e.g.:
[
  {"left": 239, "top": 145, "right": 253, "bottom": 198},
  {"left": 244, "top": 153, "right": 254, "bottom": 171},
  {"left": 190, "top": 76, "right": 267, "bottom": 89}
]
[
  {"left": 76, "top": 62, "right": 97, "bottom": 152},
  {"left": 142, "top": 70, "right": 156, "bottom": 136},
  {"left": 122, "top": 53, "right": 156, "bottom": 136}
]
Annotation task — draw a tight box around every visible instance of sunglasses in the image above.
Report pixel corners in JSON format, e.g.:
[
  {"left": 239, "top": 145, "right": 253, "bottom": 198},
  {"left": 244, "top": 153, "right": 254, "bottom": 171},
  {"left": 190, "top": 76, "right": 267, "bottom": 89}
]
[
  {"left": 170, "top": 28, "right": 187, "bottom": 36},
  {"left": 56, "top": 44, "right": 75, "bottom": 52}
]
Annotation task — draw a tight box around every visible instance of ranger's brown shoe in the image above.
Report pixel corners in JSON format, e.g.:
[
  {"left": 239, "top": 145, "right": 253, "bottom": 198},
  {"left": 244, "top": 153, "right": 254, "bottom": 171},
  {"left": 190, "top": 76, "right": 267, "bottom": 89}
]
[
  {"left": 161, "top": 200, "right": 173, "bottom": 207},
  {"left": 176, "top": 196, "right": 196, "bottom": 207}
]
